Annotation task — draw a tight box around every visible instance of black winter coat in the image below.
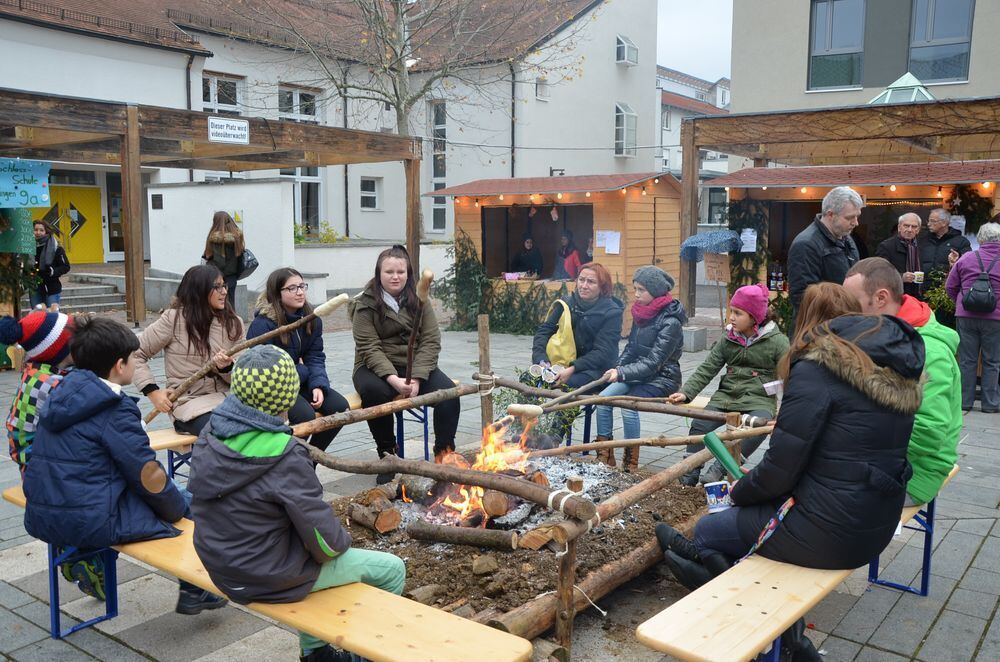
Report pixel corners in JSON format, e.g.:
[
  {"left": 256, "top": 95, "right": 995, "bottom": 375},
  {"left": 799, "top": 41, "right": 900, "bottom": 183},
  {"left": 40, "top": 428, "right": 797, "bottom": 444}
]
[
  {"left": 246, "top": 296, "right": 330, "bottom": 393},
  {"left": 731, "top": 315, "right": 925, "bottom": 570},
  {"left": 532, "top": 293, "right": 624, "bottom": 374},
  {"left": 874, "top": 235, "right": 921, "bottom": 298},
  {"left": 919, "top": 228, "right": 971, "bottom": 279},
  {"left": 615, "top": 300, "right": 687, "bottom": 392},
  {"left": 788, "top": 218, "right": 859, "bottom": 334},
  {"left": 34, "top": 237, "right": 70, "bottom": 297}
]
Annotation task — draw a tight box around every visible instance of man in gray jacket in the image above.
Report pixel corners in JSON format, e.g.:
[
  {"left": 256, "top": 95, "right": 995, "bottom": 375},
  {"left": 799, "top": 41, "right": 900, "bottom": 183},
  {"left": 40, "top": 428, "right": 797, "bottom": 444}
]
[{"left": 189, "top": 346, "right": 405, "bottom": 662}]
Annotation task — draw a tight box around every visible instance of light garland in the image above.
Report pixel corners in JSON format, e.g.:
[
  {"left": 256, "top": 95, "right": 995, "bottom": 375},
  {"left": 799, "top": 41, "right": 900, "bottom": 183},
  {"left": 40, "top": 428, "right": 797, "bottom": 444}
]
[{"left": 865, "top": 199, "right": 944, "bottom": 207}]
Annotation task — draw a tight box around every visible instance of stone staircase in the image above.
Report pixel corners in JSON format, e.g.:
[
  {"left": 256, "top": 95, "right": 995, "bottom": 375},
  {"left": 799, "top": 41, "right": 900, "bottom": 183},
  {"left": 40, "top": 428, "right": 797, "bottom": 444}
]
[{"left": 22, "top": 277, "right": 126, "bottom": 314}]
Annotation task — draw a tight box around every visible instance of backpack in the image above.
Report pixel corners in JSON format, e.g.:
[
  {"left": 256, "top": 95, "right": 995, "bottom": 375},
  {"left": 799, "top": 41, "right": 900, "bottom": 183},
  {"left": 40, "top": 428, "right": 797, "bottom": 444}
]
[{"left": 962, "top": 252, "right": 1000, "bottom": 313}]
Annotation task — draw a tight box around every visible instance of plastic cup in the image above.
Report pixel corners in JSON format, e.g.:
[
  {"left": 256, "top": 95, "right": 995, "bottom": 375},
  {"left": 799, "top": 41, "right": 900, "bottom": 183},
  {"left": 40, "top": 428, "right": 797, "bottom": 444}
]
[{"left": 704, "top": 481, "right": 732, "bottom": 513}]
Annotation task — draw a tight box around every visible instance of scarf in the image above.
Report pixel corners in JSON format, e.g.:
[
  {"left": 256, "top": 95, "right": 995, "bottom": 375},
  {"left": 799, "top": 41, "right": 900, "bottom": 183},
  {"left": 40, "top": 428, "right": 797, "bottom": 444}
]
[
  {"left": 381, "top": 289, "right": 401, "bottom": 313},
  {"left": 631, "top": 294, "right": 673, "bottom": 325},
  {"left": 903, "top": 238, "right": 920, "bottom": 273},
  {"left": 36, "top": 235, "right": 57, "bottom": 273}
]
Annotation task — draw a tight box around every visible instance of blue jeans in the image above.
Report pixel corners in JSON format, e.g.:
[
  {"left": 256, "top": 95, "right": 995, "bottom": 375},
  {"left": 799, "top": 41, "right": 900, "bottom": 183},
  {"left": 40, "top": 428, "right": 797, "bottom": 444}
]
[
  {"left": 29, "top": 291, "right": 60, "bottom": 308},
  {"left": 595, "top": 382, "right": 667, "bottom": 439},
  {"left": 693, "top": 505, "right": 757, "bottom": 560}
]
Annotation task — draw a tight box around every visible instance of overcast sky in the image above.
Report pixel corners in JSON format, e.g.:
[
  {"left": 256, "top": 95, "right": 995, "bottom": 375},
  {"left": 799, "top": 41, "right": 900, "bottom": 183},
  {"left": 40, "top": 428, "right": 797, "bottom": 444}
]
[{"left": 656, "top": 0, "right": 733, "bottom": 81}]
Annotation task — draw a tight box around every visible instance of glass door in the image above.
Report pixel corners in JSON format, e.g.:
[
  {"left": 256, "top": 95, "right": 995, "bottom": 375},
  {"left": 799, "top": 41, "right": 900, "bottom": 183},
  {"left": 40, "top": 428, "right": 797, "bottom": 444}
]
[{"left": 104, "top": 172, "right": 124, "bottom": 261}]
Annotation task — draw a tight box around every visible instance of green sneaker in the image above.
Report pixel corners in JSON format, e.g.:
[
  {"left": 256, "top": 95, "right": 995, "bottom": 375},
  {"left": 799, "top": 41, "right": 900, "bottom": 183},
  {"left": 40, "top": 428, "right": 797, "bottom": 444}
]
[{"left": 70, "top": 555, "right": 106, "bottom": 602}]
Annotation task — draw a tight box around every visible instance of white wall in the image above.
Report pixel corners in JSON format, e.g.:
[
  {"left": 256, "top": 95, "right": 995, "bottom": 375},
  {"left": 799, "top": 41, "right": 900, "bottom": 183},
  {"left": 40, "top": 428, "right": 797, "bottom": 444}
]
[
  {"left": 294, "top": 242, "right": 453, "bottom": 292},
  {"left": 146, "top": 179, "right": 295, "bottom": 294}
]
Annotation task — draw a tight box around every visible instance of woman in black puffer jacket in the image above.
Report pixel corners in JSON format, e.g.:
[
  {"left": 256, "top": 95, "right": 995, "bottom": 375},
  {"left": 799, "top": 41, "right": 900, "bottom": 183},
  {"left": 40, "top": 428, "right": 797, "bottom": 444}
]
[{"left": 593, "top": 266, "right": 686, "bottom": 471}]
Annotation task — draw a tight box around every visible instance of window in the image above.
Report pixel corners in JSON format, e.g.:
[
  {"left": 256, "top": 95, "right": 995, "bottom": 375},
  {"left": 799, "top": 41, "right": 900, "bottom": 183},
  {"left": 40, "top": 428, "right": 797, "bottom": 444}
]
[
  {"left": 808, "top": 0, "right": 865, "bottom": 89},
  {"left": 909, "top": 0, "right": 974, "bottom": 83},
  {"left": 721, "top": 89, "right": 729, "bottom": 106},
  {"left": 360, "top": 177, "right": 380, "bottom": 210},
  {"left": 662, "top": 153, "right": 670, "bottom": 171},
  {"left": 281, "top": 166, "right": 321, "bottom": 233},
  {"left": 696, "top": 91, "right": 707, "bottom": 101},
  {"left": 202, "top": 73, "right": 243, "bottom": 115},
  {"left": 661, "top": 106, "right": 670, "bottom": 130},
  {"left": 429, "top": 101, "right": 447, "bottom": 232},
  {"left": 535, "top": 78, "right": 550, "bottom": 100},
  {"left": 278, "top": 86, "right": 319, "bottom": 123},
  {"left": 614, "top": 103, "right": 637, "bottom": 157},
  {"left": 615, "top": 35, "right": 638, "bottom": 65},
  {"left": 707, "top": 187, "right": 728, "bottom": 224}
]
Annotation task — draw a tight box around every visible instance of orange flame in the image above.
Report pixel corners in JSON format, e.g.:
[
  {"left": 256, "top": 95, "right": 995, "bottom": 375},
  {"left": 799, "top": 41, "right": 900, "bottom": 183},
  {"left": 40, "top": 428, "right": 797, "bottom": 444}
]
[{"left": 400, "top": 484, "right": 412, "bottom": 503}]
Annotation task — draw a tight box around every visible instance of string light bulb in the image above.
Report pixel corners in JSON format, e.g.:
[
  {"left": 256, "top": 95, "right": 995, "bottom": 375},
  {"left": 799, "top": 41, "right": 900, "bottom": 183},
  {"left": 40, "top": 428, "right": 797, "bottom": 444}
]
[
  {"left": 889, "top": 184, "right": 897, "bottom": 192},
  {"left": 585, "top": 191, "right": 591, "bottom": 197},
  {"left": 621, "top": 188, "right": 627, "bottom": 195},
  {"left": 653, "top": 178, "right": 660, "bottom": 184},
  {"left": 557, "top": 192, "right": 563, "bottom": 199},
  {"left": 641, "top": 187, "right": 647, "bottom": 196},
  {"left": 474, "top": 198, "right": 479, "bottom": 208},
  {"left": 800, "top": 187, "right": 808, "bottom": 193},
  {"left": 498, "top": 194, "right": 504, "bottom": 201},
  {"left": 984, "top": 181, "right": 993, "bottom": 190},
  {"left": 937, "top": 186, "right": 943, "bottom": 198},
  {"left": 761, "top": 186, "right": 768, "bottom": 191},
  {"left": 724, "top": 186, "right": 729, "bottom": 192}
]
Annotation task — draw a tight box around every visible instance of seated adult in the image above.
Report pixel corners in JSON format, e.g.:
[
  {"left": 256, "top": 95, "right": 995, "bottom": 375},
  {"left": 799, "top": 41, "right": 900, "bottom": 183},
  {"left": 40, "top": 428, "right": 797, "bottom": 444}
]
[
  {"left": 510, "top": 234, "right": 543, "bottom": 275},
  {"left": 135, "top": 265, "right": 244, "bottom": 435},
  {"left": 551, "top": 230, "right": 582, "bottom": 281},
  {"left": 531, "top": 263, "right": 624, "bottom": 389},
  {"left": 657, "top": 282, "right": 924, "bottom": 659},
  {"left": 350, "top": 245, "right": 459, "bottom": 477},
  {"left": 875, "top": 213, "right": 923, "bottom": 299},
  {"left": 246, "top": 268, "right": 350, "bottom": 451},
  {"left": 844, "top": 258, "right": 961, "bottom": 505}
]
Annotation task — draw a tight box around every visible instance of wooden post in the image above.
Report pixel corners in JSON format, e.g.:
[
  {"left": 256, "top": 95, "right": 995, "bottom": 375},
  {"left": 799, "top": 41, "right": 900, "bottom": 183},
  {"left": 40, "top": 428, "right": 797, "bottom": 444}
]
[
  {"left": 404, "top": 158, "right": 422, "bottom": 274},
  {"left": 555, "top": 476, "right": 583, "bottom": 653},
  {"left": 120, "top": 105, "right": 146, "bottom": 324},
  {"left": 725, "top": 411, "right": 742, "bottom": 470},
  {"left": 678, "top": 119, "right": 700, "bottom": 315},
  {"left": 478, "top": 314, "right": 493, "bottom": 430}
]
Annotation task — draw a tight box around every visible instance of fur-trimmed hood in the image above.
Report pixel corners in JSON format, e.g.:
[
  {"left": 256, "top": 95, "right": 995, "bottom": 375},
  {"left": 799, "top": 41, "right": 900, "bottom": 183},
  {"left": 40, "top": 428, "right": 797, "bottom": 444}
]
[
  {"left": 208, "top": 231, "right": 239, "bottom": 244},
  {"left": 253, "top": 292, "right": 278, "bottom": 323},
  {"left": 802, "top": 314, "right": 925, "bottom": 415}
]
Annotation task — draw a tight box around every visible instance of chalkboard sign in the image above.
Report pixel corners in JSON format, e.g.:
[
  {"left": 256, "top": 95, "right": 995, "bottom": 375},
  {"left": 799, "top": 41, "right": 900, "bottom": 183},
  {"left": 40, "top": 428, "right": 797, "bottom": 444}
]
[
  {"left": 0, "top": 208, "right": 36, "bottom": 254},
  {"left": 0, "top": 159, "right": 51, "bottom": 208}
]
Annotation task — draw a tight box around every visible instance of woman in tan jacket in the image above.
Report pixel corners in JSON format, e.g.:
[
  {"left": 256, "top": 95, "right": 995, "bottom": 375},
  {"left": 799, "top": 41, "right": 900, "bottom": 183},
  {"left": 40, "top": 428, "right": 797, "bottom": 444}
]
[
  {"left": 134, "top": 265, "right": 245, "bottom": 435},
  {"left": 350, "top": 245, "right": 458, "bottom": 480}
]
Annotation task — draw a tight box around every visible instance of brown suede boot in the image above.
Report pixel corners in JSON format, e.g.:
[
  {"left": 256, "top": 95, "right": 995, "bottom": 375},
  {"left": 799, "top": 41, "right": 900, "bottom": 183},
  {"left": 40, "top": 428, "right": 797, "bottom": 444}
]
[
  {"left": 594, "top": 435, "right": 616, "bottom": 467},
  {"left": 622, "top": 446, "right": 639, "bottom": 473}
]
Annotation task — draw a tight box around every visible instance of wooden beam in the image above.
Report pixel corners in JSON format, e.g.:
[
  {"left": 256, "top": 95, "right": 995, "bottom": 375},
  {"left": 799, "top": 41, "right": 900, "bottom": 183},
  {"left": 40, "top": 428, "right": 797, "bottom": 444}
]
[
  {"left": 0, "top": 88, "right": 127, "bottom": 134},
  {"left": 0, "top": 141, "right": 121, "bottom": 164},
  {"left": 404, "top": 158, "right": 422, "bottom": 273},
  {"left": 678, "top": 119, "right": 699, "bottom": 313},
  {"left": 0, "top": 127, "right": 115, "bottom": 149},
  {"left": 120, "top": 106, "right": 146, "bottom": 325}
]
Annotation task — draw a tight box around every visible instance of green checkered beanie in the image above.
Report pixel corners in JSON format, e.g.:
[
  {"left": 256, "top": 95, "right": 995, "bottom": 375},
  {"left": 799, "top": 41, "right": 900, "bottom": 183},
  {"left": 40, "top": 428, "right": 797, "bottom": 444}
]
[{"left": 231, "top": 345, "right": 300, "bottom": 416}]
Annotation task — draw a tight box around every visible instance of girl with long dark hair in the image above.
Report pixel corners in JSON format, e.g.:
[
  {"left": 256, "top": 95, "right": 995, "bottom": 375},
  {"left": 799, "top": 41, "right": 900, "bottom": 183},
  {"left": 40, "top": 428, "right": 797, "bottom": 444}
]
[
  {"left": 203, "top": 211, "right": 245, "bottom": 308},
  {"left": 349, "top": 246, "right": 459, "bottom": 480},
  {"left": 134, "top": 265, "right": 245, "bottom": 435},
  {"left": 31, "top": 221, "right": 70, "bottom": 311},
  {"left": 246, "top": 268, "right": 350, "bottom": 451}
]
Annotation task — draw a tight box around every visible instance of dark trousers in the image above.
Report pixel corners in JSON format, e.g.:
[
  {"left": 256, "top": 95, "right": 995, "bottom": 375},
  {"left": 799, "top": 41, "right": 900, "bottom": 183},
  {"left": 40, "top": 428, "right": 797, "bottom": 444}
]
[
  {"left": 565, "top": 368, "right": 607, "bottom": 390},
  {"left": 288, "top": 386, "right": 350, "bottom": 451},
  {"left": 174, "top": 412, "right": 212, "bottom": 436},
  {"left": 684, "top": 404, "right": 772, "bottom": 467},
  {"left": 225, "top": 276, "right": 237, "bottom": 309},
  {"left": 353, "top": 365, "right": 460, "bottom": 454}
]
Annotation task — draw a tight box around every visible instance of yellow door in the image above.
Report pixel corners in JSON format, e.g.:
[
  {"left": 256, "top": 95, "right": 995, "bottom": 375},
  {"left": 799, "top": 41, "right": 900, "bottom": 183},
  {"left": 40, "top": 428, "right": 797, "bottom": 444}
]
[{"left": 31, "top": 186, "right": 105, "bottom": 264}]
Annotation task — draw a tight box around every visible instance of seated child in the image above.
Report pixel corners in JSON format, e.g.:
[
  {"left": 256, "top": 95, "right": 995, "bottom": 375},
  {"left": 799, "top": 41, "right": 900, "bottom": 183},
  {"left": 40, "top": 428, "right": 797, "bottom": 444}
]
[
  {"left": 2, "top": 310, "right": 76, "bottom": 474},
  {"left": 188, "top": 345, "right": 406, "bottom": 662},
  {"left": 23, "top": 316, "right": 227, "bottom": 614}
]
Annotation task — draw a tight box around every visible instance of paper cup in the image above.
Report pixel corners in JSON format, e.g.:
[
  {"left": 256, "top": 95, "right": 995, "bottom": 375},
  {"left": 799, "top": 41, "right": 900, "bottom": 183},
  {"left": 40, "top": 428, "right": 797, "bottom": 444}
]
[
  {"left": 704, "top": 481, "right": 732, "bottom": 513},
  {"left": 913, "top": 271, "right": 924, "bottom": 284},
  {"left": 763, "top": 380, "right": 783, "bottom": 396}
]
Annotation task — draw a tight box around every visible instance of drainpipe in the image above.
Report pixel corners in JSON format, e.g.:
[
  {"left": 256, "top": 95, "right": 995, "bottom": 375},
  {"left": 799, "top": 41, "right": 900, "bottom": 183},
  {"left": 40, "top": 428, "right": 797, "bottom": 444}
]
[
  {"left": 342, "top": 93, "right": 350, "bottom": 236},
  {"left": 185, "top": 54, "right": 194, "bottom": 183},
  {"left": 508, "top": 61, "right": 516, "bottom": 178}
]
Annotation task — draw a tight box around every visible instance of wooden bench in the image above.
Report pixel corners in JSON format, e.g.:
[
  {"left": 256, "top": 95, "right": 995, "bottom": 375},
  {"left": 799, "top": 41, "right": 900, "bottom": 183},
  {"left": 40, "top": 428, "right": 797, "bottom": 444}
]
[
  {"left": 2, "top": 486, "right": 531, "bottom": 661},
  {"left": 636, "top": 465, "right": 959, "bottom": 662}
]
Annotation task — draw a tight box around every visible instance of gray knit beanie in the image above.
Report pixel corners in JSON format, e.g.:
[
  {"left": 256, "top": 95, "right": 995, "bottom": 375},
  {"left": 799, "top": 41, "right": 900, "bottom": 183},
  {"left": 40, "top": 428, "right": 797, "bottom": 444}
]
[
  {"left": 231, "top": 345, "right": 300, "bottom": 416},
  {"left": 632, "top": 266, "right": 674, "bottom": 298}
]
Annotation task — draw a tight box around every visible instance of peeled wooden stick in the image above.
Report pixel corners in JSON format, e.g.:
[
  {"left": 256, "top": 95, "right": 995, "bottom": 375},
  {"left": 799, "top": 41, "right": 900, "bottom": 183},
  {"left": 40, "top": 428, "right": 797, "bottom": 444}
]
[
  {"left": 526, "top": 425, "right": 774, "bottom": 459},
  {"left": 493, "top": 375, "right": 609, "bottom": 433},
  {"left": 145, "top": 293, "right": 350, "bottom": 424},
  {"left": 404, "top": 269, "right": 434, "bottom": 386}
]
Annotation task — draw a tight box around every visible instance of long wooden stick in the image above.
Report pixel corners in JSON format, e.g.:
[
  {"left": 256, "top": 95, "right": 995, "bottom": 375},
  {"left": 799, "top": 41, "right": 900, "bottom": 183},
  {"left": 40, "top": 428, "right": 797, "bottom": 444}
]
[
  {"left": 526, "top": 425, "right": 774, "bottom": 458},
  {"left": 302, "top": 442, "right": 598, "bottom": 522},
  {"left": 406, "top": 520, "right": 518, "bottom": 551},
  {"left": 404, "top": 269, "right": 433, "bottom": 385},
  {"left": 145, "top": 293, "right": 350, "bottom": 424}
]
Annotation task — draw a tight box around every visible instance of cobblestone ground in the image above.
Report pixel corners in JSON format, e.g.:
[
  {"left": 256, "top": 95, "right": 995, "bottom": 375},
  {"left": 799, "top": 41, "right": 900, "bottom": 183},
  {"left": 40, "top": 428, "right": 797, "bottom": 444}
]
[{"left": 0, "top": 315, "right": 992, "bottom": 661}]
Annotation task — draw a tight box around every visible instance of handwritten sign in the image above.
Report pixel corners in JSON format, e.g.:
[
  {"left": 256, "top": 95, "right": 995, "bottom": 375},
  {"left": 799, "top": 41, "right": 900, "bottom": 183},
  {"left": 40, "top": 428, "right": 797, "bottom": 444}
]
[
  {"left": 0, "top": 208, "right": 36, "bottom": 254},
  {"left": 208, "top": 117, "right": 250, "bottom": 144},
  {"left": 704, "top": 252, "right": 731, "bottom": 284},
  {"left": 0, "top": 159, "right": 50, "bottom": 208}
]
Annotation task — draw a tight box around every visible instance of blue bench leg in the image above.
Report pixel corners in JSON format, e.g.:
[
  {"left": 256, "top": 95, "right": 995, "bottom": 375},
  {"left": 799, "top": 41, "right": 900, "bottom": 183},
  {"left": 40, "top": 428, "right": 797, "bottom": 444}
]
[
  {"left": 757, "top": 635, "right": 781, "bottom": 662},
  {"left": 868, "top": 498, "right": 935, "bottom": 597},
  {"left": 582, "top": 405, "right": 593, "bottom": 444},
  {"left": 48, "top": 545, "right": 119, "bottom": 639},
  {"left": 166, "top": 449, "right": 192, "bottom": 480},
  {"left": 394, "top": 411, "right": 405, "bottom": 459},
  {"left": 422, "top": 405, "right": 429, "bottom": 461}
]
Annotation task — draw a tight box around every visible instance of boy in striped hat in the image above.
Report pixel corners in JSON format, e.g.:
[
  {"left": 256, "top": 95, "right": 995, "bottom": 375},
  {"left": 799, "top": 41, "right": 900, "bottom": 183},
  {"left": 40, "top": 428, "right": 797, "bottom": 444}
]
[{"left": 1, "top": 310, "right": 76, "bottom": 474}]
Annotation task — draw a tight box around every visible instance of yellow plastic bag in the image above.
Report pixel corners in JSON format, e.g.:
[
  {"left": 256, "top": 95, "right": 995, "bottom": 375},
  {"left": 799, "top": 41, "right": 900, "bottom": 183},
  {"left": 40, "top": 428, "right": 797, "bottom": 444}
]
[{"left": 545, "top": 300, "right": 577, "bottom": 366}]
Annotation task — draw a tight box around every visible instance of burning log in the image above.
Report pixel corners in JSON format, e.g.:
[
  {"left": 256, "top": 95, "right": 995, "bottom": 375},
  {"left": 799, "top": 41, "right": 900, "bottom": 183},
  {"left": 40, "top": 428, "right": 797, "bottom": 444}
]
[
  {"left": 405, "top": 584, "right": 444, "bottom": 605},
  {"left": 489, "top": 508, "right": 708, "bottom": 640},
  {"left": 397, "top": 475, "right": 438, "bottom": 503},
  {"left": 356, "top": 485, "right": 396, "bottom": 509},
  {"left": 482, "top": 490, "right": 511, "bottom": 518},
  {"left": 407, "top": 520, "right": 519, "bottom": 551},
  {"left": 346, "top": 502, "right": 401, "bottom": 535},
  {"left": 304, "top": 444, "right": 598, "bottom": 522},
  {"left": 526, "top": 425, "right": 774, "bottom": 459}
]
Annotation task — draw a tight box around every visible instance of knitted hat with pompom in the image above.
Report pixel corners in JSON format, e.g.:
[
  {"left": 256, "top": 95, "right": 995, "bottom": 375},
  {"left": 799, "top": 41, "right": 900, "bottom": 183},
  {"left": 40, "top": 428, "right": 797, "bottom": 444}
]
[{"left": 0, "top": 311, "right": 74, "bottom": 365}]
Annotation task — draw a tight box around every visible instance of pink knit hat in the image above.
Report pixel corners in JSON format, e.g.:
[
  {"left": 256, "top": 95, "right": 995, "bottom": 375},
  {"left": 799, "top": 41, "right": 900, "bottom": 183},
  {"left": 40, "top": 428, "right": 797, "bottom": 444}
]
[{"left": 730, "top": 283, "right": 770, "bottom": 324}]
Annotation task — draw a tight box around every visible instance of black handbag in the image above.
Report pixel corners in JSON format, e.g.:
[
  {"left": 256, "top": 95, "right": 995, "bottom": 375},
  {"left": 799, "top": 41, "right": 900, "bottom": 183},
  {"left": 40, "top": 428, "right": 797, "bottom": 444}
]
[
  {"left": 237, "top": 248, "right": 259, "bottom": 281},
  {"left": 962, "top": 251, "right": 1000, "bottom": 313}
]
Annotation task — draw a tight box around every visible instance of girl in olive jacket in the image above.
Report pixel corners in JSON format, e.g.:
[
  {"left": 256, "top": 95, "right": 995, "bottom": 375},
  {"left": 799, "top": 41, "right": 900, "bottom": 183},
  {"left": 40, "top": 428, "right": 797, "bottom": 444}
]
[{"left": 350, "top": 246, "right": 458, "bottom": 472}]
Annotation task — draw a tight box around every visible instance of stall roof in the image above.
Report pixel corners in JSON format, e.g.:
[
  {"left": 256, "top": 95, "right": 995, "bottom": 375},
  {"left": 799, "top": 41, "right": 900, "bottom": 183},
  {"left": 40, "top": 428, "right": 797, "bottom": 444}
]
[
  {"left": 709, "top": 159, "right": 1000, "bottom": 189},
  {"left": 430, "top": 172, "right": 672, "bottom": 197},
  {"left": 661, "top": 91, "right": 727, "bottom": 116}
]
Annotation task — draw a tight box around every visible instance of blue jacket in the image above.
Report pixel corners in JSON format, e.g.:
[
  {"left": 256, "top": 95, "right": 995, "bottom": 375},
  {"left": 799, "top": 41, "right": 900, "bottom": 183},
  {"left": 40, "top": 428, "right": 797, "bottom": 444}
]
[
  {"left": 24, "top": 369, "right": 185, "bottom": 549},
  {"left": 246, "top": 297, "right": 330, "bottom": 392}
]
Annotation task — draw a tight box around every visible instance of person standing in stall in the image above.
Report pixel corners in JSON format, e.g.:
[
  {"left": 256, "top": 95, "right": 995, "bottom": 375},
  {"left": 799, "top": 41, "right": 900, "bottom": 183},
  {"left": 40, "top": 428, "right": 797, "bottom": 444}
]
[{"left": 551, "top": 230, "right": 582, "bottom": 281}]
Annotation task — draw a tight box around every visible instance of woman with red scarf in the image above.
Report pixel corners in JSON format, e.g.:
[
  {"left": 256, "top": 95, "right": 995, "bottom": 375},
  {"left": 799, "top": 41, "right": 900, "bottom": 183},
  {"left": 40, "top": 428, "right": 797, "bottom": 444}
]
[{"left": 593, "top": 266, "right": 687, "bottom": 471}]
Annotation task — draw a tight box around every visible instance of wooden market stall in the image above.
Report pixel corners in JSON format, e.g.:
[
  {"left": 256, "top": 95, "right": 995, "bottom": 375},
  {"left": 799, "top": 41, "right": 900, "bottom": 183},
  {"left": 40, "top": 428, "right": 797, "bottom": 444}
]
[{"left": 434, "top": 173, "right": 683, "bottom": 301}]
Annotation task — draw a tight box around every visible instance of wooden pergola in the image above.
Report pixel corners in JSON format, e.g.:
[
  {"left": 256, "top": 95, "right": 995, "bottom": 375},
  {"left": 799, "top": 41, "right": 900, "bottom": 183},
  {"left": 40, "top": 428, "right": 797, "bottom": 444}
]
[
  {"left": 678, "top": 95, "right": 1000, "bottom": 310},
  {"left": 0, "top": 87, "right": 423, "bottom": 323}
]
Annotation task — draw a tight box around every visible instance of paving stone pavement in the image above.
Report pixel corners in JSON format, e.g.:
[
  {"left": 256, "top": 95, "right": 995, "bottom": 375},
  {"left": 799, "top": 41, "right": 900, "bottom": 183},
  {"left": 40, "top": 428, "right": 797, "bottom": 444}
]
[{"left": 0, "top": 319, "right": 992, "bottom": 661}]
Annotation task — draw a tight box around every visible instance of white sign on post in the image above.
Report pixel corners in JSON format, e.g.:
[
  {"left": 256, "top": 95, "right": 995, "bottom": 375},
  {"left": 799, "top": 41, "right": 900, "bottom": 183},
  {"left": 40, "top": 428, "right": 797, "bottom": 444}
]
[{"left": 208, "top": 117, "right": 250, "bottom": 145}]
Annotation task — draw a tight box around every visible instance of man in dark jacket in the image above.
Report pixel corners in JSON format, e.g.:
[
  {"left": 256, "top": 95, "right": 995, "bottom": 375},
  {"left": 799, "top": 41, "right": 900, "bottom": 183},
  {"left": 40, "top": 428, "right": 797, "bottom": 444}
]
[
  {"left": 920, "top": 207, "right": 971, "bottom": 288},
  {"left": 189, "top": 345, "right": 405, "bottom": 662},
  {"left": 24, "top": 317, "right": 225, "bottom": 614},
  {"left": 787, "top": 186, "right": 861, "bottom": 336},
  {"left": 875, "top": 212, "right": 924, "bottom": 299}
]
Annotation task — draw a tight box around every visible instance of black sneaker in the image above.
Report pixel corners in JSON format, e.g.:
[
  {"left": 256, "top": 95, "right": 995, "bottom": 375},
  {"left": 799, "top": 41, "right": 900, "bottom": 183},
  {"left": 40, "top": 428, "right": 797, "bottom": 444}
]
[
  {"left": 679, "top": 468, "right": 701, "bottom": 487},
  {"left": 300, "top": 644, "right": 353, "bottom": 662},
  {"left": 175, "top": 586, "right": 228, "bottom": 615},
  {"left": 376, "top": 446, "right": 397, "bottom": 485},
  {"left": 655, "top": 523, "right": 700, "bottom": 561},
  {"left": 663, "top": 549, "right": 712, "bottom": 591}
]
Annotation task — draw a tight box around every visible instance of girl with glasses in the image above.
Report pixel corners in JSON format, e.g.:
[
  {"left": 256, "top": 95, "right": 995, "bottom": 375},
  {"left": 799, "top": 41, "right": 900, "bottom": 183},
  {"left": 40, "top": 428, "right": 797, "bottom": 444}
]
[{"left": 246, "top": 268, "right": 350, "bottom": 451}]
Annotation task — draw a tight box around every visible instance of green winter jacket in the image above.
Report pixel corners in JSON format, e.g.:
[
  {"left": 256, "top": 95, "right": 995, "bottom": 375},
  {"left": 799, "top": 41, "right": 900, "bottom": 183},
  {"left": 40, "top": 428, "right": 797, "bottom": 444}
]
[
  {"left": 896, "top": 295, "right": 962, "bottom": 504},
  {"left": 679, "top": 321, "right": 789, "bottom": 415},
  {"left": 349, "top": 287, "right": 441, "bottom": 380}
]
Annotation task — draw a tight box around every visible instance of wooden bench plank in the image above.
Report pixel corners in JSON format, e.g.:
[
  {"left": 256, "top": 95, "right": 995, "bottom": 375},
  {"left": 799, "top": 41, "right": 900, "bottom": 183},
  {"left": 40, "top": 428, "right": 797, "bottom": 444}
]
[
  {"left": 2, "top": 486, "right": 531, "bottom": 662},
  {"left": 147, "top": 428, "right": 196, "bottom": 452},
  {"left": 636, "top": 465, "right": 959, "bottom": 661}
]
